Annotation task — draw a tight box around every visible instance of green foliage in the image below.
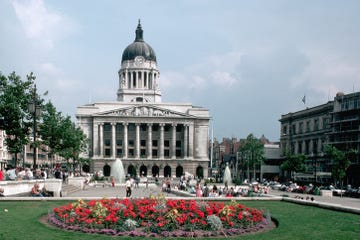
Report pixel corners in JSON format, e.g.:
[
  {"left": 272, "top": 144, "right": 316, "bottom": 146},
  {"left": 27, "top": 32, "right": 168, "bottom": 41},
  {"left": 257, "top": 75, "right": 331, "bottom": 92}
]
[
  {"left": 238, "top": 133, "right": 265, "bottom": 180},
  {"left": 280, "top": 153, "right": 306, "bottom": 180},
  {"left": 0, "top": 71, "right": 88, "bottom": 167},
  {"left": 324, "top": 145, "right": 352, "bottom": 186},
  {"left": 0, "top": 72, "right": 35, "bottom": 165}
]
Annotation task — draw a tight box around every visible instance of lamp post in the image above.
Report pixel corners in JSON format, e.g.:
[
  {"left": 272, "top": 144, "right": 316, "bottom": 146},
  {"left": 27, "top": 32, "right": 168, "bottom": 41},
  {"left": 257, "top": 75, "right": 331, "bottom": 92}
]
[{"left": 28, "top": 84, "right": 41, "bottom": 169}]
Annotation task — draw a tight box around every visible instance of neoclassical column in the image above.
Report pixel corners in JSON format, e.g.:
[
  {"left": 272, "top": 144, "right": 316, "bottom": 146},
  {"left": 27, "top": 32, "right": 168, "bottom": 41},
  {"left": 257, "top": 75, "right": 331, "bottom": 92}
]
[
  {"left": 159, "top": 123, "right": 165, "bottom": 159},
  {"left": 99, "top": 123, "right": 104, "bottom": 157},
  {"left": 171, "top": 123, "right": 177, "bottom": 159},
  {"left": 294, "top": 140, "right": 299, "bottom": 154},
  {"left": 135, "top": 123, "right": 140, "bottom": 158},
  {"left": 188, "top": 123, "right": 194, "bottom": 158},
  {"left": 111, "top": 122, "right": 116, "bottom": 158},
  {"left": 93, "top": 123, "right": 99, "bottom": 157},
  {"left": 147, "top": 123, "right": 152, "bottom": 159},
  {"left": 123, "top": 122, "right": 128, "bottom": 158},
  {"left": 125, "top": 69, "right": 128, "bottom": 88},
  {"left": 183, "top": 125, "right": 188, "bottom": 159}
]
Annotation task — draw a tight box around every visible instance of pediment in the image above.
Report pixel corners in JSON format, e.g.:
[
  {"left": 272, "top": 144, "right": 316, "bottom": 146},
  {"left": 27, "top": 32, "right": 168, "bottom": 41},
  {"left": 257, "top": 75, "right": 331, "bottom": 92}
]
[{"left": 97, "top": 105, "right": 194, "bottom": 118}]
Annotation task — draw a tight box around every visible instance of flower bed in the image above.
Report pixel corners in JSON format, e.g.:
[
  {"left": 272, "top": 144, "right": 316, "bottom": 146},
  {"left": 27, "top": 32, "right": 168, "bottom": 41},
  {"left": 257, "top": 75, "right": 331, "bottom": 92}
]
[{"left": 49, "top": 195, "right": 272, "bottom": 237}]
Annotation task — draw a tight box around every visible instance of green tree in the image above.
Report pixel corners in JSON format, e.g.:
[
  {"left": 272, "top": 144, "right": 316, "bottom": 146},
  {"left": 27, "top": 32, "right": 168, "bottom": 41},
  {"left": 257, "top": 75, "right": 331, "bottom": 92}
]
[
  {"left": 324, "top": 145, "right": 352, "bottom": 194},
  {"left": 0, "top": 72, "right": 34, "bottom": 166},
  {"left": 38, "top": 101, "right": 65, "bottom": 167},
  {"left": 280, "top": 153, "right": 306, "bottom": 181},
  {"left": 57, "top": 116, "right": 87, "bottom": 171},
  {"left": 238, "top": 134, "right": 264, "bottom": 181}
]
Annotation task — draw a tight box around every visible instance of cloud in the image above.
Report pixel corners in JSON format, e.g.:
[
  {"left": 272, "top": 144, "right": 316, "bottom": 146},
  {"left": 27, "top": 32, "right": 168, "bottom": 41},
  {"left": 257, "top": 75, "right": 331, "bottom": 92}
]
[
  {"left": 12, "top": 0, "right": 77, "bottom": 50},
  {"left": 290, "top": 52, "right": 360, "bottom": 100},
  {"left": 162, "top": 50, "right": 242, "bottom": 92}
]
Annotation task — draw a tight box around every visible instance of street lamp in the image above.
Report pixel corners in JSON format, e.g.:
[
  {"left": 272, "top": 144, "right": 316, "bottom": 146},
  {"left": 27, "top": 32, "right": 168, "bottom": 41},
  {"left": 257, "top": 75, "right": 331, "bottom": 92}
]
[{"left": 28, "top": 84, "right": 41, "bottom": 169}]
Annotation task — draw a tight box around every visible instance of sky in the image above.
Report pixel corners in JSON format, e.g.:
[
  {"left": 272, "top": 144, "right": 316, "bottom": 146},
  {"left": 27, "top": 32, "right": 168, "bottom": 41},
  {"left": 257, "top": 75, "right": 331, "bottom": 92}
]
[{"left": 1, "top": 0, "right": 360, "bottom": 142}]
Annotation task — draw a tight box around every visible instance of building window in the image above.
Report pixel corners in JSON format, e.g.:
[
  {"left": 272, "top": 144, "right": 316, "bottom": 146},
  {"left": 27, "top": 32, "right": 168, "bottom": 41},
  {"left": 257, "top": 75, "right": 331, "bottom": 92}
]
[
  {"left": 299, "top": 122, "right": 303, "bottom": 134},
  {"left": 152, "top": 140, "right": 158, "bottom": 147},
  {"left": 314, "top": 119, "right": 319, "bottom": 131},
  {"left": 140, "top": 149, "right": 146, "bottom": 157},
  {"left": 116, "top": 149, "right": 122, "bottom": 157},
  {"left": 164, "top": 140, "right": 170, "bottom": 147},
  {"left": 140, "top": 124, "right": 147, "bottom": 131},
  {"left": 141, "top": 140, "right": 146, "bottom": 147},
  {"left": 306, "top": 121, "right": 310, "bottom": 132},
  {"left": 164, "top": 125, "right": 170, "bottom": 132},
  {"left": 105, "top": 149, "right": 111, "bottom": 157},
  {"left": 128, "top": 149, "right": 134, "bottom": 157},
  {"left": 292, "top": 124, "right": 296, "bottom": 135},
  {"left": 164, "top": 149, "right": 170, "bottom": 157},
  {"left": 117, "top": 139, "right": 122, "bottom": 146},
  {"left": 176, "top": 140, "right": 181, "bottom": 147},
  {"left": 129, "top": 140, "right": 134, "bottom": 146},
  {"left": 176, "top": 125, "right": 182, "bottom": 132},
  {"left": 282, "top": 126, "right": 287, "bottom": 135},
  {"left": 152, "top": 149, "right": 158, "bottom": 157},
  {"left": 152, "top": 124, "right": 159, "bottom": 131},
  {"left": 176, "top": 149, "right": 181, "bottom": 157},
  {"left": 104, "top": 139, "right": 111, "bottom": 146}
]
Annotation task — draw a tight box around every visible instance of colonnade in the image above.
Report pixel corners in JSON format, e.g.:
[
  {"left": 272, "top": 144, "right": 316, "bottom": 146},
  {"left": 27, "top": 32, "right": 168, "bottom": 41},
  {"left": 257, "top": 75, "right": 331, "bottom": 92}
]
[{"left": 92, "top": 122, "right": 194, "bottom": 160}]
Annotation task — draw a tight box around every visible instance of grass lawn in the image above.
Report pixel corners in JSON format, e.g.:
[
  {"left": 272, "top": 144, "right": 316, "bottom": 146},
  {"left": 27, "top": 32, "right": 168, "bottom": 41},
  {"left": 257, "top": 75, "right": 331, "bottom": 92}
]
[{"left": 0, "top": 200, "right": 359, "bottom": 240}]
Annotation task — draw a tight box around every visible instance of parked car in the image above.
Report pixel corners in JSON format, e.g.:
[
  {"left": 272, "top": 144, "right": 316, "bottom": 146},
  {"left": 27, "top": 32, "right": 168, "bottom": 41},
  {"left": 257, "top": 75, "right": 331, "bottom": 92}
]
[
  {"left": 269, "top": 181, "right": 282, "bottom": 190},
  {"left": 345, "top": 187, "right": 360, "bottom": 198}
]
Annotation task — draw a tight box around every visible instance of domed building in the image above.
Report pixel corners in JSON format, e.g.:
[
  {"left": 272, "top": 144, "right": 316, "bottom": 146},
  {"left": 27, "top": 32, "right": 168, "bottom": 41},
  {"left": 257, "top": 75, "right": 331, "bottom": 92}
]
[{"left": 76, "top": 21, "right": 210, "bottom": 180}]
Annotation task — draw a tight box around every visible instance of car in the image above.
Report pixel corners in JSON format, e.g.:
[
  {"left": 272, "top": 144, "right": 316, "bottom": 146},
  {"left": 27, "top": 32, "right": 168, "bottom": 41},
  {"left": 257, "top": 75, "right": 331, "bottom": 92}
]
[{"left": 269, "top": 181, "right": 282, "bottom": 190}]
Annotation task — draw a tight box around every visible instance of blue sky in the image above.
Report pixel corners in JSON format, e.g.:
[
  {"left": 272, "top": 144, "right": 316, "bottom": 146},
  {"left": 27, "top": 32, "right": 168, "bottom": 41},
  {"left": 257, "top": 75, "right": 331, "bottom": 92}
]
[{"left": 1, "top": 0, "right": 359, "bottom": 142}]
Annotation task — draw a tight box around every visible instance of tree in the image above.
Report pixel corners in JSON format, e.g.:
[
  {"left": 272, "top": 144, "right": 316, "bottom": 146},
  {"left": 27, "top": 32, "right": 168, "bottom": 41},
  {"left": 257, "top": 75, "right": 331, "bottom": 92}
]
[
  {"left": 57, "top": 116, "right": 87, "bottom": 171},
  {"left": 0, "top": 72, "right": 34, "bottom": 166},
  {"left": 238, "top": 134, "right": 264, "bottom": 181},
  {"left": 280, "top": 153, "right": 306, "bottom": 181},
  {"left": 324, "top": 145, "right": 352, "bottom": 194},
  {"left": 38, "top": 101, "right": 65, "bottom": 167}
]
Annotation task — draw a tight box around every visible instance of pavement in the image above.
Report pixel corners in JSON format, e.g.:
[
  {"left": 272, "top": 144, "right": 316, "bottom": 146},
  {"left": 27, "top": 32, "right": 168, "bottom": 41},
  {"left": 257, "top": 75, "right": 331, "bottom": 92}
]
[
  {"left": 64, "top": 183, "right": 360, "bottom": 212},
  {"left": 65, "top": 183, "right": 181, "bottom": 198},
  {"left": 267, "top": 189, "right": 360, "bottom": 210}
]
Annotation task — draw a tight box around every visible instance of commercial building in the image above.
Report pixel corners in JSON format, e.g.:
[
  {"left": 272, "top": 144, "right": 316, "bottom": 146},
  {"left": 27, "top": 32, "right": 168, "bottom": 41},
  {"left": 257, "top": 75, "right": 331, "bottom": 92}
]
[{"left": 279, "top": 92, "right": 360, "bottom": 186}]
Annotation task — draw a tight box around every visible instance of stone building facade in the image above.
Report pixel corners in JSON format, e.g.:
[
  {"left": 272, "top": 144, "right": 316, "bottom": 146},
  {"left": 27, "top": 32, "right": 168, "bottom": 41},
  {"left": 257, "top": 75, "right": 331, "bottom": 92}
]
[
  {"left": 279, "top": 91, "right": 360, "bottom": 185},
  {"left": 76, "top": 21, "right": 210, "bottom": 179}
]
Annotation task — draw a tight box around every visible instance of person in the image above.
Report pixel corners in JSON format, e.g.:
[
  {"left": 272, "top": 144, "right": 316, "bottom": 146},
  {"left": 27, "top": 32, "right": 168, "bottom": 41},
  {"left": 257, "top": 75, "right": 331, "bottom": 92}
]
[
  {"left": 111, "top": 176, "right": 115, "bottom": 187},
  {"left": 202, "top": 182, "right": 209, "bottom": 197},
  {"left": 0, "top": 169, "right": 3, "bottom": 181},
  {"left": 125, "top": 177, "right": 133, "bottom": 197},
  {"left": 5, "top": 166, "right": 17, "bottom": 180},
  {"left": 0, "top": 187, "right": 4, "bottom": 197},
  {"left": 135, "top": 175, "right": 140, "bottom": 188},
  {"left": 195, "top": 182, "right": 203, "bottom": 197},
  {"left": 31, "top": 183, "right": 43, "bottom": 197},
  {"left": 209, "top": 185, "right": 219, "bottom": 197},
  {"left": 83, "top": 173, "right": 91, "bottom": 190},
  {"left": 25, "top": 168, "right": 34, "bottom": 180}
]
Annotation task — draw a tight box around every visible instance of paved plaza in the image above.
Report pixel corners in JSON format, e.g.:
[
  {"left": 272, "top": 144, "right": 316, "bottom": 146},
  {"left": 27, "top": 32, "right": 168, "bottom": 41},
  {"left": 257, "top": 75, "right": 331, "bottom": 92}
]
[{"left": 64, "top": 183, "right": 360, "bottom": 212}]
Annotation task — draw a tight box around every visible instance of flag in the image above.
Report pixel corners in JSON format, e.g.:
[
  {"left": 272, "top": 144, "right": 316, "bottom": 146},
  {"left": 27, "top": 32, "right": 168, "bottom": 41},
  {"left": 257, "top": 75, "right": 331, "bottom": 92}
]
[{"left": 302, "top": 95, "right": 306, "bottom": 104}]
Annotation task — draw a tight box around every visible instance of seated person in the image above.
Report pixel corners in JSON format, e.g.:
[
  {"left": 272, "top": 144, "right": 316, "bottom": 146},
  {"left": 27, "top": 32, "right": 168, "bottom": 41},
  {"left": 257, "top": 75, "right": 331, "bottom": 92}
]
[{"left": 31, "top": 183, "right": 43, "bottom": 197}]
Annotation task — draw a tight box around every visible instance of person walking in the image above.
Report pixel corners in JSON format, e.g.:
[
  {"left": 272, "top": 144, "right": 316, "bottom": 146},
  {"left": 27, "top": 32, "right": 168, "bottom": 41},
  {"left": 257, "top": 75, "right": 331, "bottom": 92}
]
[{"left": 125, "top": 177, "right": 133, "bottom": 197}]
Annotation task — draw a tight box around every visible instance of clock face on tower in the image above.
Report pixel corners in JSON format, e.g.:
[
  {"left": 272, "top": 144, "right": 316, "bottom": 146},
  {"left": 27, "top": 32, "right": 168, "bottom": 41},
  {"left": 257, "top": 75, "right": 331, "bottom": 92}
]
[{"left": 134, "top": 56, "right": 144, "bottom": 66}]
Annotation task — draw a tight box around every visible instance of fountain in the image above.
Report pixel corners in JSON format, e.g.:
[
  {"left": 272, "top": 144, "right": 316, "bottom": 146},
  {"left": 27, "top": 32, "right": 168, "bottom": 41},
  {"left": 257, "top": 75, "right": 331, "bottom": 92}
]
[
  {"left": 110, "top": 158, "right": 125, "bottom": 183},
  {"left": 223, "top": 163, "right": 232, "bottom": 185}
]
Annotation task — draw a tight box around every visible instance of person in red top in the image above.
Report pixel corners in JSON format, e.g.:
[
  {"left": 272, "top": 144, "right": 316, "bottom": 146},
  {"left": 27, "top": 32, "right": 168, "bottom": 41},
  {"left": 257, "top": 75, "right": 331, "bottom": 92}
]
[{"left": 0, "top": 169, "right": 3, "bottom": 181}]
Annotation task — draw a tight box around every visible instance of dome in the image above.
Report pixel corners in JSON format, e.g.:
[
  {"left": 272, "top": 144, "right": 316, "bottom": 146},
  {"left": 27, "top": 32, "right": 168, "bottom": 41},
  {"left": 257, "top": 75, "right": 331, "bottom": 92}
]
[{"left": 121, "top": 21, "right": 157, "bottom": 63}]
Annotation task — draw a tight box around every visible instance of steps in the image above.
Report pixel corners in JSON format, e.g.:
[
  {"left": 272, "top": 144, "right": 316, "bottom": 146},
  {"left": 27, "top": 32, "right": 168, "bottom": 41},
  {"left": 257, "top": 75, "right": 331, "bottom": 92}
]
[{"left": 61, "top": 184, "right": 81, "bottom": 197}]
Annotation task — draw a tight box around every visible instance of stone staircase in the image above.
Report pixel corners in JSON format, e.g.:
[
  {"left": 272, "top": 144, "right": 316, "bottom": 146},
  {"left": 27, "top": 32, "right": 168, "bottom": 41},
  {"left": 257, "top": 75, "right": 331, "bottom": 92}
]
[{"left": 60, "top": 184, "right": 81, "bottom": 197}]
